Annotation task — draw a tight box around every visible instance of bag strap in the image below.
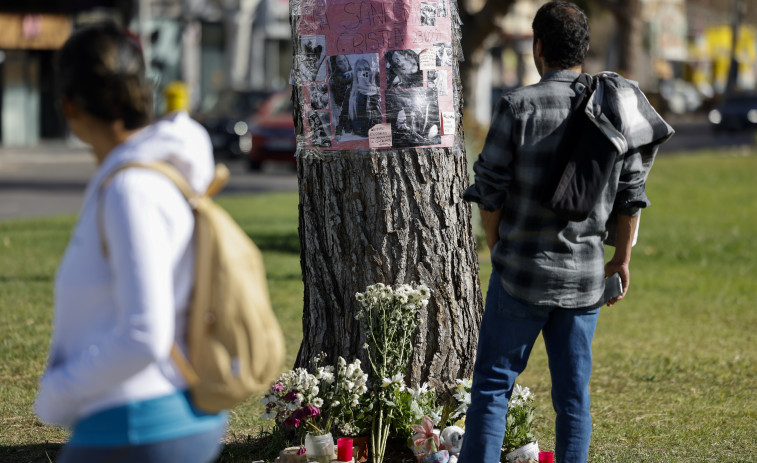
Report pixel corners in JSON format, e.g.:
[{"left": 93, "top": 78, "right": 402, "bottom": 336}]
[
  {"left": 97, "top": 161, "right": 230, "bottom": 256},
  {"left": 541, "top": 74, "right": 597, "bottom": 207}
]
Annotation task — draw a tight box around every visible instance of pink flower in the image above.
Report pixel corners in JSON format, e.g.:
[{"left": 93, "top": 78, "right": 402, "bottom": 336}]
[
  {"left": 285, "top": 391, "right": 300, "bottom": 402},
  {"left": 272, "top": 382, "right": 285, "bottom": 392},
  {"left": 297, "top": 446, "right": 307, "bottom": 456},
  {"left": 411, "top": 415, "right": 439, "bottom": 456},
  {"left": 283, "top": 415, "right": 301, "bottom": 428},
  {"left": 305, "top": 405, "right": 321, "bottom": 417}
]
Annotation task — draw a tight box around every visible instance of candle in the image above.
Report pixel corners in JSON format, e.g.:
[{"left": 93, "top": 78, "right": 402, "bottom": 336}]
[
  {"left": 337, "top": 437, "right": 353, "bottom": 462},
  {"left": 538, "top": 451, "right": 554, "bottom": 463}
]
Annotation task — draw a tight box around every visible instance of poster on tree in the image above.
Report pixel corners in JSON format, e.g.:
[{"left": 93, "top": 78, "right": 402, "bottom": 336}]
[{"left": 293, "top": 0, "right": 456, "bottom": 150}]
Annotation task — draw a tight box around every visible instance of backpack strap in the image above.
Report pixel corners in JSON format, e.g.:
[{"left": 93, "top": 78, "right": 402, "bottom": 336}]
[{"left": 98, "top": 161, "right": 230, "bottom": 256}]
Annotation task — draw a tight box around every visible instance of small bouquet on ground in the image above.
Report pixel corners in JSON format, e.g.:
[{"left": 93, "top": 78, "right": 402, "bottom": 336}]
[
  {"left": 262, "top": 368, "right": 326, "bottom": 441},
  {"left": 502, "top": 384, "right": 539, "bottom": 463},
  {"left": 385, "top": 380, "right": 438, "bottom": 441},
  {"left": 262, "top": 355, "right": 370, "bottom": 457},
  {"left": 319, "top": 355, "right": 370, "bottom": 438}
]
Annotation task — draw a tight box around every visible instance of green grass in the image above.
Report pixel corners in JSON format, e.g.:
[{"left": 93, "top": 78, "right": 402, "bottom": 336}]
[{"left": 1, "top": 152, "right": 756, "bottom": 462}]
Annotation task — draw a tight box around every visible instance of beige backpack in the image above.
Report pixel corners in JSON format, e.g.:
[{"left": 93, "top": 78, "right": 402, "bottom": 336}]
[{"left": 100, "top": 161, "right": 285, "bottom": 413}]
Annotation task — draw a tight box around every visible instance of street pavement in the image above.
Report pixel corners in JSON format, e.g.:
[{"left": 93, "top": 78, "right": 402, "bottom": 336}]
[{"left": 0, "top": 142, "right": 298, "bottom": 221}]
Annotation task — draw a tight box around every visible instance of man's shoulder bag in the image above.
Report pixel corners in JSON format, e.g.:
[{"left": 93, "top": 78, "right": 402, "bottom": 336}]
[{"left": 542, "top": 73, "right": 620, "bottom": 222}]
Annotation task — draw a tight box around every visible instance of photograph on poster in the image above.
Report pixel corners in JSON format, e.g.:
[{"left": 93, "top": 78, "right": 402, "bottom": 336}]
[
  {"left": 300, "top": 35, "right": 327, "bottom": 82},
  {"left": 309, "top": 83, "right": 330, "bottom": 110},
  {"left": 428, "top": 69, "right": 448, "bottom": 96},
  {"left": 385, "top": 88, "right": 441, "bottom": 148},
  {"left": 437, "top": 0, "right": 449, "bottom": 17},
  {"left": 386, "top": 49, "right": 424, "bottom": 89},
  {"left": 308, "top": 111, "right": 332, "bottom": 147},
  {"left": 420, "top": 2, "right": 437, "bottom": 26},
  {"left": 328, "top": 53, "right": 382, "bottom": 141},
  {"left": 435, "top": 42, "right": 453, "bottom": 67}
]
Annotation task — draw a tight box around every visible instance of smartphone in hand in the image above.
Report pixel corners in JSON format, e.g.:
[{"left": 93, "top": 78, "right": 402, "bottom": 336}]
[{"left": 601, "top": 272, "right": 623, "bottom": 306}]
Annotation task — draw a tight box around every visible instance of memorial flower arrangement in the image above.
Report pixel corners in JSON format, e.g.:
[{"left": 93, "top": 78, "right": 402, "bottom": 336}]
[
  {"left": 262, "top": 367, "right": 326, "bottom": 438},
  {"left": 385, "top": 381, "right": 438, "bottom": 441},
  {"left": 355, "top": 283, "right": 431, "bottom": 463},
  {"left": 502, "top": 384, "right": 539, "bottom": 462},
  {"left": 319, "top": 355, "right": 370, "bottom": 437},
  {"left": 261, "top": 354, "right": 369, "bottom": 456}
]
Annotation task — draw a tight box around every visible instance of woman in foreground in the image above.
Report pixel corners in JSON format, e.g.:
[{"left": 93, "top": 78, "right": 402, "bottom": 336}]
[{"left": 34, "top": 23, "right": 226, "bottom": 463}]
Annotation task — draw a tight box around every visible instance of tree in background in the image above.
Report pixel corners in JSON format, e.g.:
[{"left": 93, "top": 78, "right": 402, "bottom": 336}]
[{"left": 290, "top": 0, "right": 483, "bottom": 393}]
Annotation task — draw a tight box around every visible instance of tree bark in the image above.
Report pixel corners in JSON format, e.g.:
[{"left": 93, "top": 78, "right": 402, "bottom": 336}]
[
  {"left": 294, "top": 148, "right": 482, "bottom": 388},
  {"left": 291, "top": 0, "right": 484, "bottom": 390}
]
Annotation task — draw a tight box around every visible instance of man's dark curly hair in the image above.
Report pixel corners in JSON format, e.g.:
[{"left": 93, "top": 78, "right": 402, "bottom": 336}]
[{"left": 532, "top": 1, "right": 590, "bottom": 69}]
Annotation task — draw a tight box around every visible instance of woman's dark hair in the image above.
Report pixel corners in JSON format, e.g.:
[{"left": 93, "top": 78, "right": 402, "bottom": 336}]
[
  {"left": 532, "top": 2, "right": 590, "bottom": 69},
  {"left": 57, "top": 22, "right": 153, "bottom": 129}
]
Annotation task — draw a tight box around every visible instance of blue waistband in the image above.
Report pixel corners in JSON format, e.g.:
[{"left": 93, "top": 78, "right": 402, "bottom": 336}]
[{"left": 68, "top": 390, "right": 227, "bottom": 447}]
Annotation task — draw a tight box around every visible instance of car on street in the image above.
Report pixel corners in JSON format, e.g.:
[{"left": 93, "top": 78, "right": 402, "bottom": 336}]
[
  {"left": 708, "top": 93, "right": 757, "bottom": 132},
  {"left": 247, "top": 88, "right": 296, "bottom": 171},
  {"left": 193, "top": 88, "right": 272, "bottom": 158}
]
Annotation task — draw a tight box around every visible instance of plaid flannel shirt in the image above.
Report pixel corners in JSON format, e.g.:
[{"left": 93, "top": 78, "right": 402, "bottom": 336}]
[{"left": 465, "top": 69, "right": 673, "bottom": 308}]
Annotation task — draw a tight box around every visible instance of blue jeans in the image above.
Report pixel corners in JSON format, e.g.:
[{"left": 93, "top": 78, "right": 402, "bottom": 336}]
[
  {"left": 458, "top": 271, "right": 600, "bottom": 463},
  {"left": 55, "top": 422, "right": 225, "bottom": 463}
]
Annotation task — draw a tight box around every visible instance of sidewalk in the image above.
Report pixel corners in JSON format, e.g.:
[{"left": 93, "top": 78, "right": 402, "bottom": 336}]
[{"left": 0, "top": 141, "right": 92, "bottom": 165}]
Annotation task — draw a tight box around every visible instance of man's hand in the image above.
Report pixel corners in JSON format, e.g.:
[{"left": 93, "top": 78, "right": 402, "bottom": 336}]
[
  {"left": 604, "top": 259, "right": 629, "bottom": 306},
  {"left": 604, "top": 213, "right": 639, "bottom": 306},
  {"left": 480, "top": 208, "right": 502, "bottom": 253}
]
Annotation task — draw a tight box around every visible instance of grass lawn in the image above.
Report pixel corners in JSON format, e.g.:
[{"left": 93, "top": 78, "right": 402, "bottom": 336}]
[{"left": 1, "top": 150, "right": 756, "bottom": 462}]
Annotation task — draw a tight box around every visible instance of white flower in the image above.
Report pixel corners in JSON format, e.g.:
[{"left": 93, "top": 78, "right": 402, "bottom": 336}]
[
  {"left": 510, "top": 384, "right": 533, "bottom": 409},
  {"left": 456, "top": 378, "right": 472, "bottom": 390},
  {"left": 313, "top": 397, "right": 324, "bottom": 407}
]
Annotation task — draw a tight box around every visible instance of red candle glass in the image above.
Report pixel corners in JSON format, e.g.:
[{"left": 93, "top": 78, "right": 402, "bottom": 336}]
[
  {"left": 538, "top": 451, "right": 554, "bottom": 463},
  {"left": 337, "top": 437, "right": 354, "bottom": 462}
]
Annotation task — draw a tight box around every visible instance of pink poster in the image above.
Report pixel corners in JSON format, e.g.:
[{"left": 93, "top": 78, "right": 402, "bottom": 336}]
[{"left": 296, "top": 0, "right": 455, "bottom": 150}]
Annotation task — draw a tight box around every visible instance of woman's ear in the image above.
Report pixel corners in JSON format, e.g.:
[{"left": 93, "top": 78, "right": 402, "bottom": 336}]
[{"left": 61, "top": 97, "right": 79, "bottom": 121}]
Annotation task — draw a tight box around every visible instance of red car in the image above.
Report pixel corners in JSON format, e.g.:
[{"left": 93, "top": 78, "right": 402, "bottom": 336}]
[{"left": 247, "top": 88, "right": 296, "bottom": 171}]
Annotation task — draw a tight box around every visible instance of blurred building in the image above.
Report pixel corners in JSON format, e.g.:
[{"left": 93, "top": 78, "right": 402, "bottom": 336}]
[
  {"left": 0, "top": 0, "right": 292, "bottom": 148},
  {"left": 474, "top": 0, "right": 757, "bottom": 122}
]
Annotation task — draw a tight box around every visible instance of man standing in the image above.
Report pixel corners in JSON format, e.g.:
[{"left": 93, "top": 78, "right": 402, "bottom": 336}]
[{"left": 459, "top": 2, "right": 673, "bottom": 462}]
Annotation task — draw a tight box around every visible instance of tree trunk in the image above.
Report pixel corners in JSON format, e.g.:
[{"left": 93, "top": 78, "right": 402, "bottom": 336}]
[
  {"left": 595, "top": 0, "right": 643, "bottom": 79},
  {"left": 294, "top": 149, "right": 482, "bottom": 388},
  {"left": 290, "top": 0, "right": 483, "bottom": 390},
  {"left": 459, "top": 0, "right": 515, "bottom": 120}
]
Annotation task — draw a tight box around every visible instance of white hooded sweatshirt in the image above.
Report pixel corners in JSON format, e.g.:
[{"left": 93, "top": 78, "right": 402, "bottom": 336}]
[{"left": 34, "top": 112, "right": 215, "bottom": 428}]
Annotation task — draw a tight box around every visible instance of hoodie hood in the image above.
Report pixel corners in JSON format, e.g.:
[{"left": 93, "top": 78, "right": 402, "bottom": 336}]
[{"left": 81, "top": 111, "right": 215, "bottom": 211}]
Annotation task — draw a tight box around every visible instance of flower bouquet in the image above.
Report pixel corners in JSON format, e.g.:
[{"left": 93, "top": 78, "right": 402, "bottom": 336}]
[
  {"left": 262, "top": 368, "right": 329, "bottom": 457},
  {"left": 501, "top": 384, "right": 539, "bottom": 463},
  {"left": 262, "top": 355, "right": 369, "bottom": 461},
  {"left": 355, "top": 283, "right": 431, "bottom": 463}
]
